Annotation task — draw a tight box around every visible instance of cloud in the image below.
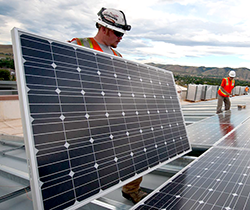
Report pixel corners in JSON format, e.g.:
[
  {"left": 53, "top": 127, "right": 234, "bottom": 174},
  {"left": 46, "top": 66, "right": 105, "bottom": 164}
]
[
  {"left": 1, "top": 0, "right": 250, "bottom": 68},
  {"left": 0, "top": 0, "right": 99, "bottom": 43}
]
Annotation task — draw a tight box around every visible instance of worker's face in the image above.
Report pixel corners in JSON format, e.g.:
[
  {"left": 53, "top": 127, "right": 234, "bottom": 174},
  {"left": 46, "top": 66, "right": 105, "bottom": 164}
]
[
  {"left": 105, "top": 28, "right": 123, "bottom": 48},
  {"left": 229, "top": 77, "right": 234, "bottom": 81}
]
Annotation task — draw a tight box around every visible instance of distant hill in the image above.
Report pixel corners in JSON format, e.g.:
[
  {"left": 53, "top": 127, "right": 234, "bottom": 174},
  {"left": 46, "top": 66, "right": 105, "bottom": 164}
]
[
  {"left": 147, "top": 63, "right": 250, "bottom": 81},
  {"left": 0, "top": 45, "right": 13, "bottom": 59},
  {"left": 1, "top": 44, "right": 250, "bottom": 81}
]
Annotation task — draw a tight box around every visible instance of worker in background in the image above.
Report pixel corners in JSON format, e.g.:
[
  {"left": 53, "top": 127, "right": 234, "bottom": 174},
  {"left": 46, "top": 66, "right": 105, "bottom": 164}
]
[
  {"left": 69, "top": 7, "right": 147, "bottom": 204},
  {"left": 245, "top": 86, "right": 249, "bottom": 95},
  {"left": 216, "top": 70, "right": 236, "bottom": 114}
]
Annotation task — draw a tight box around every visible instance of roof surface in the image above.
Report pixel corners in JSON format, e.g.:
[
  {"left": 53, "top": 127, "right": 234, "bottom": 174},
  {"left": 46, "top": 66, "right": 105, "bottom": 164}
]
[{"left": 1, "top": 94, "right": 249, "bottom": 209}]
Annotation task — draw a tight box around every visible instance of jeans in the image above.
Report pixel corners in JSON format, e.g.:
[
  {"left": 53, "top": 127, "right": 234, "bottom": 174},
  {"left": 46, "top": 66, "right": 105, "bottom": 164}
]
[{"left": 217, "top": 95, "right": 231, "bottom": 114}]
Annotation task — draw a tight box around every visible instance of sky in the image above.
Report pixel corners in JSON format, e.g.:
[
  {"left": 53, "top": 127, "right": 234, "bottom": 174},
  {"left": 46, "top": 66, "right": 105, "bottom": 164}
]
[{"left": 1, "top": 0, "right": 250, "bottom": 69}]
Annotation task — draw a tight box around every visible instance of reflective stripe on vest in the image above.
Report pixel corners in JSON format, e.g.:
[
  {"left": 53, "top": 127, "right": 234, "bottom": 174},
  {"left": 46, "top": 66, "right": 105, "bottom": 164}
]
[
  {"left": 68, "top": 38, "right": 83, "bottom": 46},
  {"left": 218, "top": 77, "right": 235, "bottom": 97},
  {"left": 88, "top": 38, "right": 103, "bottom": 52},
  {"left": 69, "top": 38, "right": 121, "bottom": 57},
  {"left": 218, "top": 87, "right": 228, "bottom": 97},
  {"left": 225, "top": 78, "right": 235, "bottom": 87},
  {"left": 231, "top": 79, "right": 235, "bottom": 86}
]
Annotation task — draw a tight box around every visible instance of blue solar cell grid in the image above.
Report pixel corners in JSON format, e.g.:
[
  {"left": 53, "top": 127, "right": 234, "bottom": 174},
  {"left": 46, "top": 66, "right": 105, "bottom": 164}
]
[
  {"left": 187, "top": 109, "right": 250, "bottom": 147},
  {"left": 216, "top": 119, "right": 250, "bottom": 149},
  {"left": 132, "top": 147, "right": 250, "bottom": 210}
]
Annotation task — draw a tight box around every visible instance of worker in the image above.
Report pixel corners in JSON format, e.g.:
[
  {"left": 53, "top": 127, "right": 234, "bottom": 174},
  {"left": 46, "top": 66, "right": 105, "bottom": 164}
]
[
  {"left": 245, "top": 86, "right": 249, "bottom": 95},
  {"left": 69, "top": 7, "right": 147, "bottom": 204},
  {"left": 216, "top": 70, "right": 236, "bottom": 114},
  {"left": 69, "top": 7, "right": 130, "bottom": 56}
]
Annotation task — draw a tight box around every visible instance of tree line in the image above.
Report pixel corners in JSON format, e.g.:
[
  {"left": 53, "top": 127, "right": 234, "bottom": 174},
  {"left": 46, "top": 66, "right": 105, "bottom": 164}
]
[
  {"left": 174, "top": 74, "right": 249, "bottom": 87},
  {"left": 0, "top": 57, "right": 14, "bottom": 69},
  {"left": 0, "top": 57, "right": 15, "bottom": 81}
]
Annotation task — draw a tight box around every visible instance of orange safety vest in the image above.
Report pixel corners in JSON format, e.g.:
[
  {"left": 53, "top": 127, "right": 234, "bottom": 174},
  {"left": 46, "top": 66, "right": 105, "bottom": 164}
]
[
  {"left": 69, "top": 37, "right": 122, "bottom": 57},
  {"left": 218, "top": 77, "right": 235, "bottom": 97}
]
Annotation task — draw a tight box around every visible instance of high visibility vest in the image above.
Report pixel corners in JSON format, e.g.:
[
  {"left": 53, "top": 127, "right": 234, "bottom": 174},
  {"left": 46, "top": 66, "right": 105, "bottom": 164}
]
[
  {"left": 69, "top": 37, "right": 122, "bottom": 57},
  {"left": 218, "top": 77, "right": 235, "bottom": 97}
]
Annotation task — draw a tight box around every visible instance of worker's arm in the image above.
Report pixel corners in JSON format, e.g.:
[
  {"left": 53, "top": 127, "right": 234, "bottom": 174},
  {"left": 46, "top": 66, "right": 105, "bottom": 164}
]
[{"left": 220, "top": 86, "right": 231, "bottom": 96}]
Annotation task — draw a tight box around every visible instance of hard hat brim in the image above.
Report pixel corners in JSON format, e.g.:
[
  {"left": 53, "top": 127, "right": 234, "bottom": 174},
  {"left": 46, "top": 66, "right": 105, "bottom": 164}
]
[{"left": 96, "top": 19, "right": 127, "bottom": 34}]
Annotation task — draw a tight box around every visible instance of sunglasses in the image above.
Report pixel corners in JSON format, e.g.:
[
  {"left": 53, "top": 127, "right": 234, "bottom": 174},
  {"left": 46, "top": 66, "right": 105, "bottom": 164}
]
[{"left": 113, "top": 30, "right": 124, "bottom": 37}]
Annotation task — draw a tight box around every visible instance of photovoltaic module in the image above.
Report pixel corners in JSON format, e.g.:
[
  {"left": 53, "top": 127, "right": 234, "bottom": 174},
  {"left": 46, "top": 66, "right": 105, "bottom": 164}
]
[
  {"left": 11, "top": 28, "right": 191, "bottom": 210},
  {"left": 131, "top": 146, "right": 250, "bottom": 210},
  {"left": 187, "top": 109, "right": 250, "bottom": 147},
  {"left": 132, "top": 103, "right": 250, "bottom": 210}
]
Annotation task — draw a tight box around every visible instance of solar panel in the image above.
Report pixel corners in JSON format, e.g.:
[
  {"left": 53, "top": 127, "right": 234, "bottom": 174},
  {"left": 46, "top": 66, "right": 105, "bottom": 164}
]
[
  {"left": 216, "top": 119, "right": 250, "bottom": 149},
  {"left": 132, "top": 98, "right": 250, "bottom": 210},
  {"left": 11, "top": 28, "right": 191, "bottom": 210},
  {"left": 132, "top": 146, "right": 250, "bottom": 210},
  {"left": 187, "top": 109, "right": 250, "bottom": 147}
]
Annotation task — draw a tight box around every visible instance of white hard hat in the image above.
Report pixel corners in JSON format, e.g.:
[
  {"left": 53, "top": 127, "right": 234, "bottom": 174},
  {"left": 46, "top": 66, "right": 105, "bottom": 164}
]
[
  {"left": 229, "top": 70, "right": 236, "bottom": 77},
  {"left": 96, "top": 8, "right": 131, "bottom": 34}
]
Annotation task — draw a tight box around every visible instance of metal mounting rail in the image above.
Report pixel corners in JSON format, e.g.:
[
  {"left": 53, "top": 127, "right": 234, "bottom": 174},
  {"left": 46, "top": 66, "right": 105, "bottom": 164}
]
[{"left": 0, "top": 186, "right": 30, "bottom": 203}]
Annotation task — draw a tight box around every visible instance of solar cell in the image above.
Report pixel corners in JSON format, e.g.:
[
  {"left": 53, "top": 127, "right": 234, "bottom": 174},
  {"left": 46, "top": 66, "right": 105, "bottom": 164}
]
[
  {"left": 132, "top": 147, "right": 250, "bottom": 210},
  {"left": 11, "top": 28, "right": 191, "bottom": 210}
]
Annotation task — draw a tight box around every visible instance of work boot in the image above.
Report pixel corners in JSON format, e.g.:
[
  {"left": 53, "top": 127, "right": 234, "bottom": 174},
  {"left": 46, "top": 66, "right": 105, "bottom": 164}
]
[{"left": 122, "top": 188, "right": 148, "bottom": 204}]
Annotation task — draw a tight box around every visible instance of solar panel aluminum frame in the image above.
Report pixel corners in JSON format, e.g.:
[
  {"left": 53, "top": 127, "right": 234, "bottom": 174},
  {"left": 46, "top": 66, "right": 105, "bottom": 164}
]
[
  {"left": 11, "top": 28, "right": 44, "bottom": 210},
  {"left": 11, "top": 27, "right": 191, "bottom": 210}
]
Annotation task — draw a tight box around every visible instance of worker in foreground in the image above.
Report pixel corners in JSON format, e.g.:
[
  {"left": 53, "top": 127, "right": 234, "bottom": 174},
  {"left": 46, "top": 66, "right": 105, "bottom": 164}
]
[
  {"left": 69, "top": 7, "right": 147, "bottom": 204},
  {"left": 216, "top": 70, "right": 236, "bottom": 114}
]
